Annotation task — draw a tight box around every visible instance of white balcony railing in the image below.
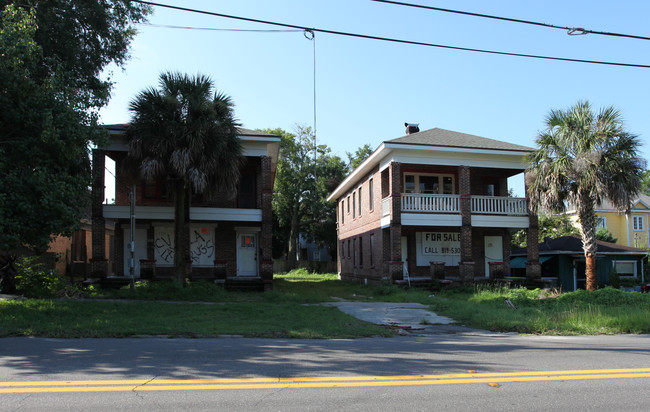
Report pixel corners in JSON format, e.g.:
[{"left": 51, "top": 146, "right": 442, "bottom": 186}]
[
  {"left": 401, "top": 194, "right": 460, "bottom": 213},
  {"left": 471, "top": 196, "right": 527, "bottom": 216},
  {"left": 384, "top": 194, "right": 527, "bottom": 216}
]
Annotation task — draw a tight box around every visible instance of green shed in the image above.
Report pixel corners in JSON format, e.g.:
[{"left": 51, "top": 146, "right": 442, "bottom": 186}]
[{"left": 510, "top": 236, "right": 647, "bottom": 291}]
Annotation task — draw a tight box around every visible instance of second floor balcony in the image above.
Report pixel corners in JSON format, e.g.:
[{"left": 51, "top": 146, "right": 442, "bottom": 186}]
[{"left": 381, "top": 193, "right": 529, "bottom": 228}]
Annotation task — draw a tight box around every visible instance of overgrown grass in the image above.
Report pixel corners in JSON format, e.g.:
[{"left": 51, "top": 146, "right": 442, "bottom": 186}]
[
  {"left": 3, "top": 269, "right": 649, "bottom": 337},
  {"left": 430, "top": 285, "right": 650, "bottom": 335}
]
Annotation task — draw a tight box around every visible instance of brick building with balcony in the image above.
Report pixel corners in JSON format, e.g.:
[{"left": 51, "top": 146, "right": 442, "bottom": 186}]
[
  {"left": 327, "top": 125, "right": 541, "bottom": 285},
  {"left": 90, "top": 124, "right": 280, "bottom": 289}
]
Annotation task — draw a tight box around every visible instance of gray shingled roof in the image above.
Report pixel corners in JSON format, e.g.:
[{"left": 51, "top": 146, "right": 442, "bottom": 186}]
[
  {"left": 387, "top": 127, "right": 534, "bottom": 152},
  {"left": 595, "top": 193, "right": 650, "bottom": 210}
]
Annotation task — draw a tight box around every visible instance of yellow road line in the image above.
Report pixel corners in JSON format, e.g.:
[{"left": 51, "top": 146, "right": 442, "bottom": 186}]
[
  {"left": 2, "top": 368, "right": 650, "bottom": 387},
  {"left": 1, "top": 369, "right": 649, "bottom": 394}
]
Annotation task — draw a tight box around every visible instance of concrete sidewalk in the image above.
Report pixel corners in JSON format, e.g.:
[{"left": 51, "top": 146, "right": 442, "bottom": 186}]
[{"left": 323, "top": 301, "right": 487, "bottom": 335}]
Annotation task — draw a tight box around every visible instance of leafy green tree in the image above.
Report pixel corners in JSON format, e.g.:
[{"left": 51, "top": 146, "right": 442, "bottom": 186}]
[
  {"left": 640, "top": 170, "right": 650, "bottom": 196},
  {"left": 526, "top": 101, "right": 643, "bottom": 291},
  {"left": 266, "top": 127, "right": 308, "bottom": 265},
  {"left": 269, "top": 126, "right": 348, "bottom": 265},
  {"left": 346, "top": 143, "right": 374, "bottom": 172},
  {"left": 125, "top": 72, "right": 243, "bottom": 285},
  {"left": 511, "top": 213, "right": 580, "bottom": 248},
  {"left": 596, "top": 228, "right": 617, "bottom": 244},
  {"left": 1, "top": 0, "right": 149, "bottom": 109},
  {"left": 303, "top": 143, "right": 347, "bottom": 261},
  {"left": 0, "top": 2, "right": 148, "bottom": 289}
]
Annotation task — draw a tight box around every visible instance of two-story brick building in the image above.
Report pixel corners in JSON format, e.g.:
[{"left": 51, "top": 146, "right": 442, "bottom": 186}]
[
  {"left": 90, "top": 124, "right": 280, "bottom": 289},
  {"left": 327, "top": 125, "right": 541, "bottom": 284}
]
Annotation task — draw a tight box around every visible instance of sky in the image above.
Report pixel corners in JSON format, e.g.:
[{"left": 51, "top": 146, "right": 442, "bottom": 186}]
[{"left": 99, "top": 0, "right": 650, "bottom": 197}]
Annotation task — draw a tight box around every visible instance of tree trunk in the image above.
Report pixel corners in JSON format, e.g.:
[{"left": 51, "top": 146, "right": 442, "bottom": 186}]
[
  {"left": 585, "top": 252, "right": 597, "bottom": 291},
  {"left": 578, "top": 198, "right": 598, "bottom": 291},
  {"left": 173, "top": 179, "right": 188, "bottom": 286}
]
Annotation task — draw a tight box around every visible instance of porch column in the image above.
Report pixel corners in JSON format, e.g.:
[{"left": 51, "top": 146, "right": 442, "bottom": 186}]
[
  {"left": 90, "top": 149, "right": 107, "bottom": 277},
  {"left": 388, "top": 162, "right": 402, "bottom": 281},
  {"left": 459, "top": 165, "right": 474, "bottom": 283},
  {"left": 525, "top": 175, "right": 542, "bottom": 286},
  {"left": 260, "top": 155, "right": 274, "bottom": 289}
]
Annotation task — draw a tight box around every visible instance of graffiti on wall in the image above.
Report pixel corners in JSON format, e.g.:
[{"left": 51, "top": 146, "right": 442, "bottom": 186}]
[
  {"left": 190, "top": 229, "right": 215, "bottom": 264},
  {"left": 154, "top": 226, "right": 215, "bottom": 266},
  {"left": 154, "top": 232, "right": 174, "bottom": 264}
]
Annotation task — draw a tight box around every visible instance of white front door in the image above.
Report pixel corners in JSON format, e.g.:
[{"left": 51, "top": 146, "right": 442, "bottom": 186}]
[
  {"left": 237, "top": 233, "right": 258, "bottom": 276},
  {"left": 484, "top": 236, "right": 503, "bottom": 277},
  {"left": 123, "top": 227, "right": 147, "bottom": 277}
]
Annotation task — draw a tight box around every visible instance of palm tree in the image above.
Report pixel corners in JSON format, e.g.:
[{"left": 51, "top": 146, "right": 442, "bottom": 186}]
[
  {"left": 125, "top": 72, "right": 243, "bottom": 285},
  {"left": 526, "top": 101, "right": 643, "bottom": 291}
]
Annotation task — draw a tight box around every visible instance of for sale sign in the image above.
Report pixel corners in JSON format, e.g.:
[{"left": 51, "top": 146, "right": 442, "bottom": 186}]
[{"left": 416, "top": 232, "right": 461, "bottom": 266}]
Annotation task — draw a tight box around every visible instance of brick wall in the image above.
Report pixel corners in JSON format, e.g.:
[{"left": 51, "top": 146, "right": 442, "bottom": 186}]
[{"left": 336, "top": 165, "right": 388, "bottom": 283}]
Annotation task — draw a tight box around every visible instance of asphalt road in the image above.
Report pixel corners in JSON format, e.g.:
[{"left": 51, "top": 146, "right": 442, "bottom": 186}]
[{"left": 1, "top": 334, "right": 649, "bottom": 411}]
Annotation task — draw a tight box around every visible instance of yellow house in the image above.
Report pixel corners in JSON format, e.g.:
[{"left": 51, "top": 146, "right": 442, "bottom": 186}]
[{"left": 567, "top": 194, "right": 650, "bottom": 249}]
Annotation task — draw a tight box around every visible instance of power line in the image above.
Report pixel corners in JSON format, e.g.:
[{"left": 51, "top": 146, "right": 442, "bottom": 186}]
[
  {"left": 105, "top": 166, "right": 116, "bottom": 179},
  {"left": 372, "top": 0, "right": 650, "bottom": 41},
  {"left": 132, "top": 1, "right": 650, "bottom": 69},
  {"left": 141, "top": 22, "right": 301, "bottom": 33}
]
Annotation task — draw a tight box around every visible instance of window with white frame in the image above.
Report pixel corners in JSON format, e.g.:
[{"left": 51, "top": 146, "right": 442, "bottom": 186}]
[
  {"left": 404, "top": 173, "right": 454, "bottom": 194},
  {"left": 633, "top": 215, "right": 644, "bottom": 231},
  {"left": 613, "top": 261, "right": 637, "bottom": 278},
  {"left": 596, "top": 216, "right": 606, "bottom": 230}
]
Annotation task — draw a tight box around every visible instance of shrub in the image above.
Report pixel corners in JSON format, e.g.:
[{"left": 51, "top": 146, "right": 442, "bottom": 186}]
[
  {"left": 14, "top": 256, "right": 66, "bottom": 298},
  {"left": 557, "top": 287, "right": 650, "bottom": 306}
]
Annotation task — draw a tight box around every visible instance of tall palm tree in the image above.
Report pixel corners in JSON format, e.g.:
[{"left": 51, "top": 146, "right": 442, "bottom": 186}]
[
  {"left": 125, "top": 72, "right": 243, "bottom": 285},
  {"left": 526, "top": 101, "right": 643, "bottom": 291}
]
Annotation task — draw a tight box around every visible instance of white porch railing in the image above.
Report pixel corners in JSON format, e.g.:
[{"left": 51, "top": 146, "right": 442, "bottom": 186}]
[
  {"left": 401, "top": 194, "right": 460, "bottom": 213},
  {"left": 471, "top": 196, "right": 527, "bottom": 216},
  {"left": 382, "top": 197, "right": 391, "bottom": 217},
  {"left": 383, "top": 194, "right": 527, "bottom": 215}
]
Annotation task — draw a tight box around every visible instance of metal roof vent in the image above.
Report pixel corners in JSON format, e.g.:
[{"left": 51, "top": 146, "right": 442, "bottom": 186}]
[{"left": 405, "top": 123, "right": 420, "bottom": 134}]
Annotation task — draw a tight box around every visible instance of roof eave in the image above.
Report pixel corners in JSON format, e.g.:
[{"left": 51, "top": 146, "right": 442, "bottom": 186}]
[{"left": 326, "top": 143, "right": 388, "bottom": 202}]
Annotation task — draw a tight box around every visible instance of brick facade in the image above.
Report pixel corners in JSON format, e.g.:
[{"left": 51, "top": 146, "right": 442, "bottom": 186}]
[
  {"left": 92, "top": 128, "right": 280, "bottom": 286},
  {"left": 334, "top": 160, "right": 529, "bottom": 285}
]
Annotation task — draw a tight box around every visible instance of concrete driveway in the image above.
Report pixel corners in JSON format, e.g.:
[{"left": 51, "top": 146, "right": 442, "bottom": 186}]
[{"left": 323, "top": 301, "right": 487, "bottom": 335}]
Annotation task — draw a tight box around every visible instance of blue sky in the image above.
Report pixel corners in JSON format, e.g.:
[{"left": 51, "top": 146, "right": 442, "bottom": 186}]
[{"left": 100, "top": 0, "right": 650, "bottom": 197}]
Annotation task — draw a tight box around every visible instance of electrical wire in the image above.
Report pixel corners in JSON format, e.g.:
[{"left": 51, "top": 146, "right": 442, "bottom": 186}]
[
  {"left": 105, "top": 166, "right": 116, "bottom": 179},
  {"left": 372, "top": 0, "right": 650, "bottom": 41},
  {"left": 131, "top": 1, "right": 650, "bottom": 69},
  {"left": 141, "top": 22, "right": 302, "bottom": 33}
]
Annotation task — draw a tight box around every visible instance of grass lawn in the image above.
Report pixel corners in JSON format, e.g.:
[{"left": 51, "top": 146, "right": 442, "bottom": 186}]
[
  {"left": 1, "top": 269, "right": 649, "bottom": 337},
  {"left": 431, "top": 286, "right": 650, "bottom": 335}
]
